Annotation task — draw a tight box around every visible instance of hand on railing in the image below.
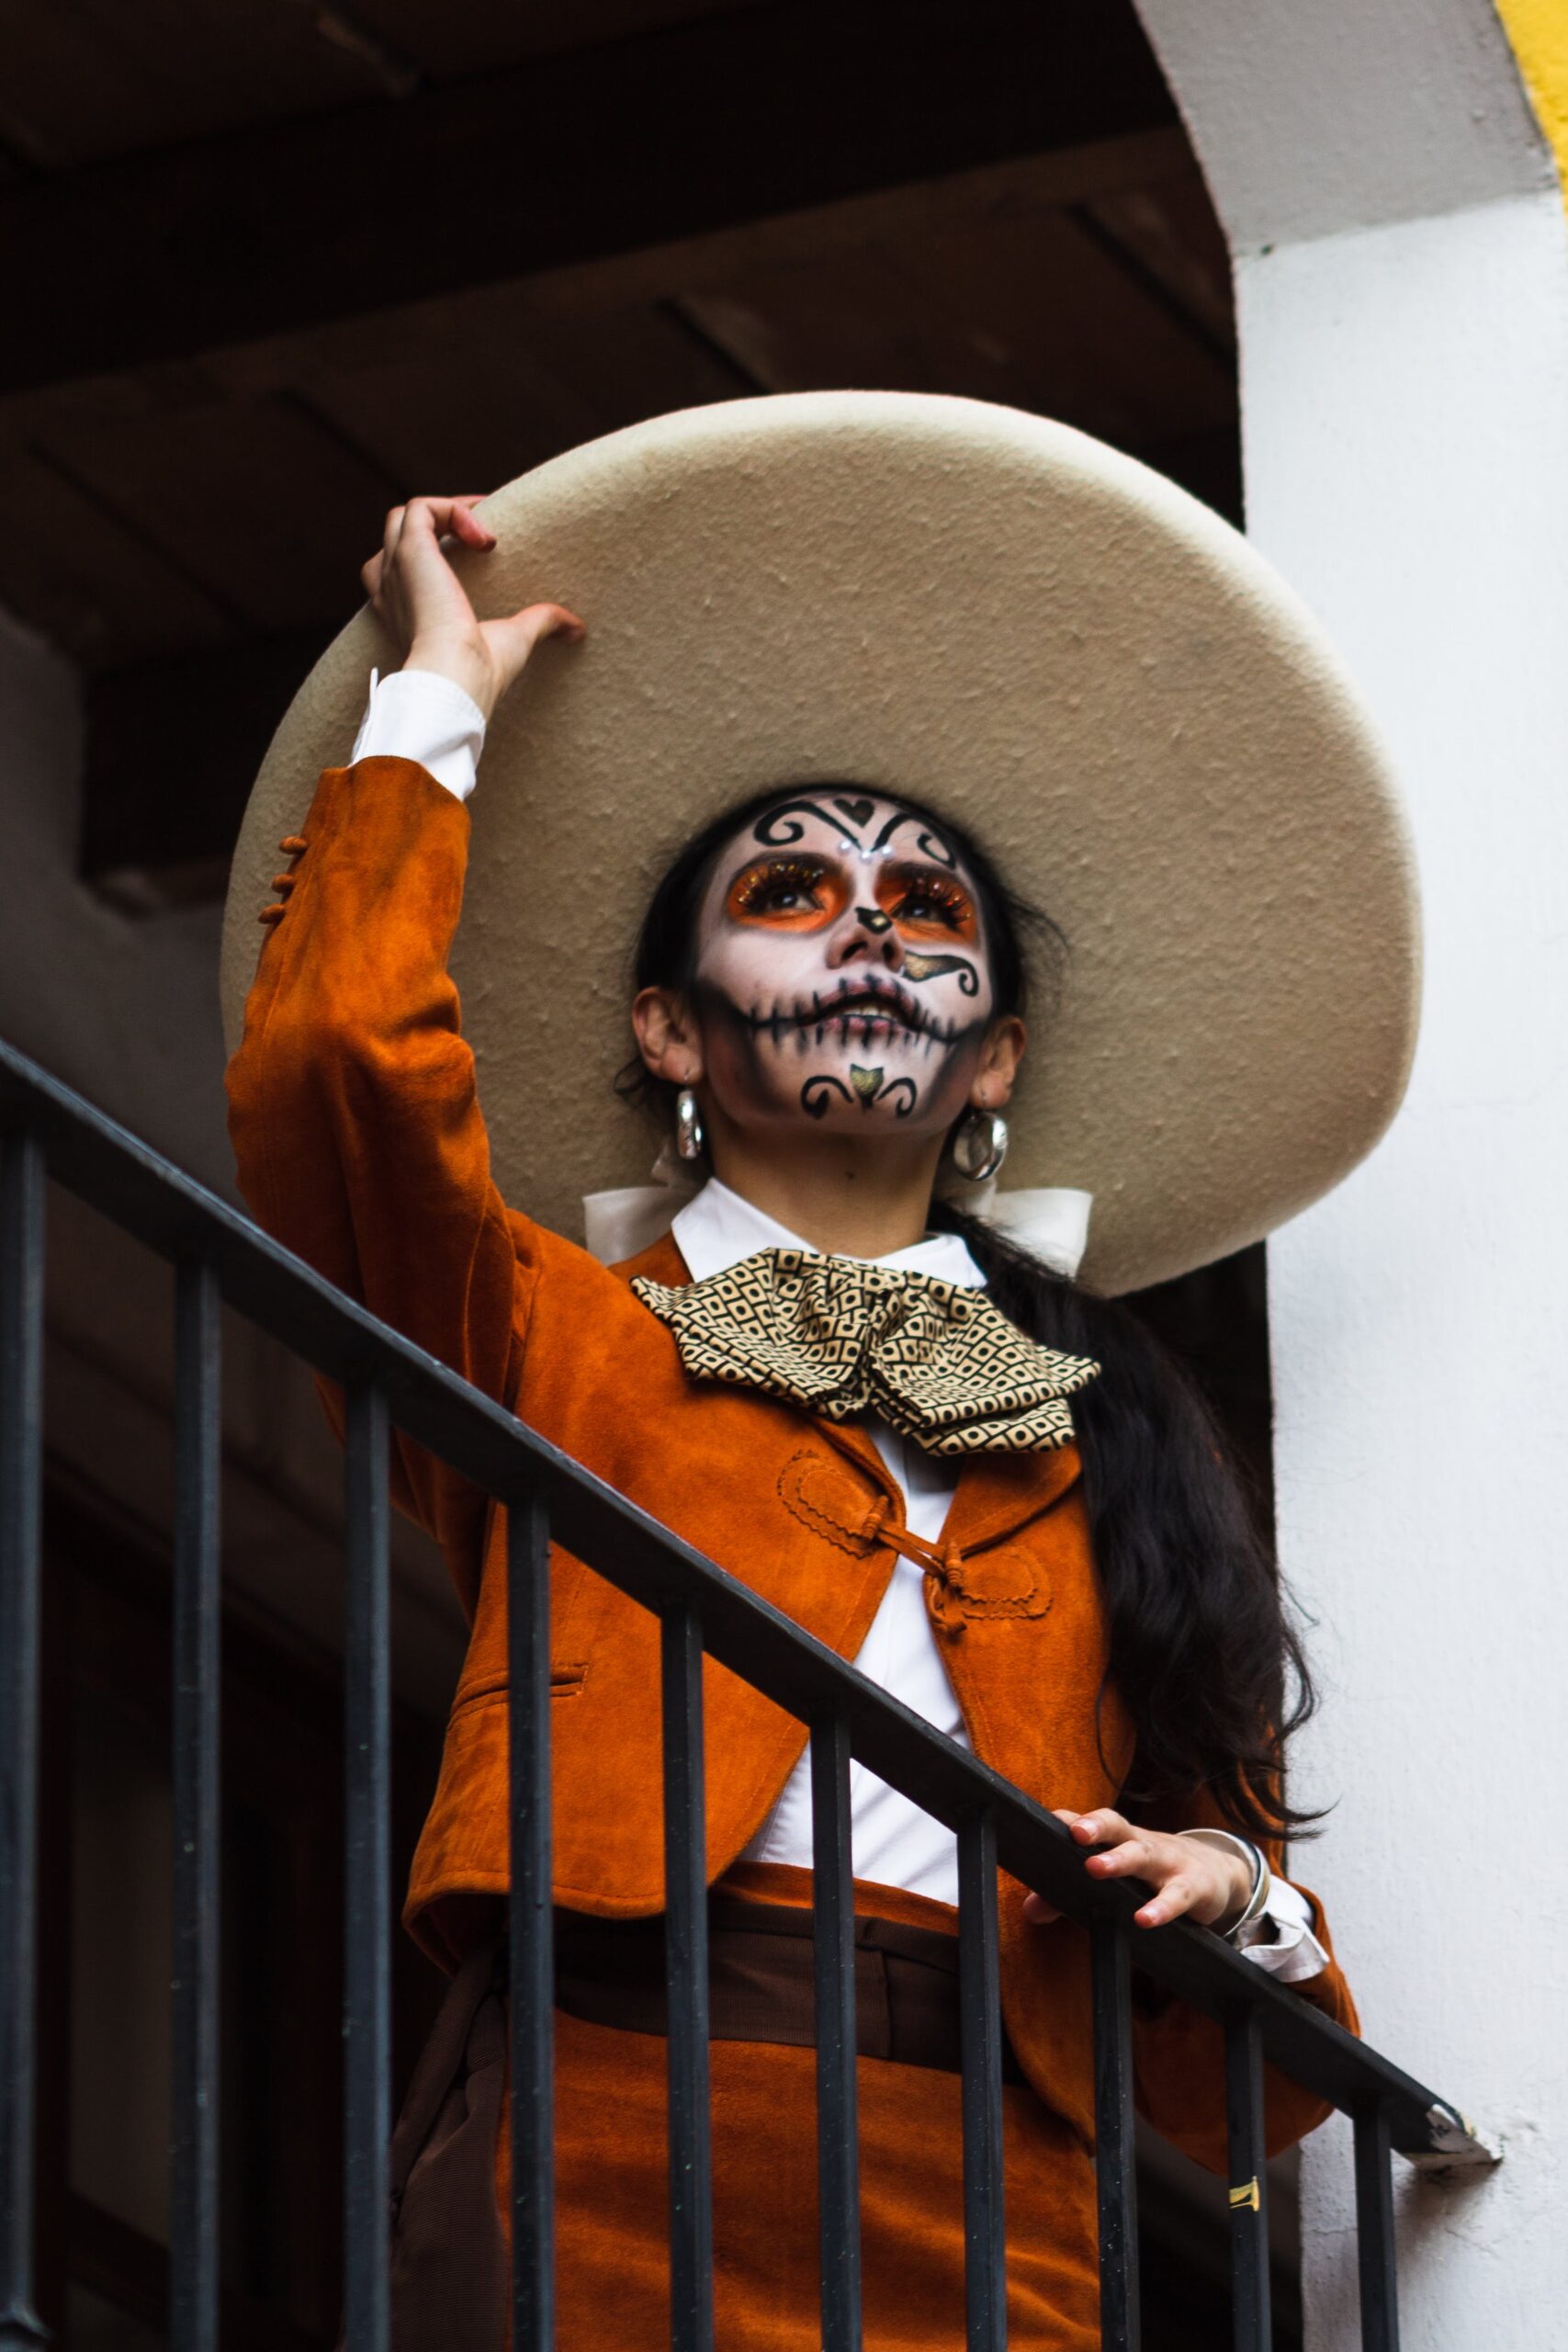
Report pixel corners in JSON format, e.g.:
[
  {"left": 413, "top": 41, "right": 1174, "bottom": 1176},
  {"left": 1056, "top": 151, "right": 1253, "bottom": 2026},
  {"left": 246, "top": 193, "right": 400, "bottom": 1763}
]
[
  {"left": 1021, "top": 1807, "right": 1252, "bottom": 1934},
  {"left": 0, "top": 1036, "right": 1497, "bottom": 2352}
]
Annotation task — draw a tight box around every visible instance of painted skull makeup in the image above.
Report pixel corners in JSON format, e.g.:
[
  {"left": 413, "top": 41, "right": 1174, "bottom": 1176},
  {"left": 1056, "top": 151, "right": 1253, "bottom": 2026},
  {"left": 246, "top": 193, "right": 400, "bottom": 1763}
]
[{"left": 689, "top": 790, "right": 997, "bottom": 1138}]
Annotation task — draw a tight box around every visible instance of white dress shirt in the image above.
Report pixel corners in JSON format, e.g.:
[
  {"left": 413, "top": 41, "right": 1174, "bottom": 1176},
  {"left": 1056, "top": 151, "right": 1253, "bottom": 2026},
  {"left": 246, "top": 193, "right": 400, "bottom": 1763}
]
[
  {"left": 673, "top": 1178, "right": 983, "bottom": 1903},
  {"left": 350, "top": 672, "right": 1331, "bottom": 1979}
]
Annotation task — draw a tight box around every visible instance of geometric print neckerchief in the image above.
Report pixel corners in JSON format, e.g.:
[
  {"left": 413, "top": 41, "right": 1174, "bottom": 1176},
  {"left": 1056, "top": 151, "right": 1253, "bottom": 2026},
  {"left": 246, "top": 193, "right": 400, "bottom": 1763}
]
[{"left": 631, "top": 1246, "right": 1100, "bottom": 1459}]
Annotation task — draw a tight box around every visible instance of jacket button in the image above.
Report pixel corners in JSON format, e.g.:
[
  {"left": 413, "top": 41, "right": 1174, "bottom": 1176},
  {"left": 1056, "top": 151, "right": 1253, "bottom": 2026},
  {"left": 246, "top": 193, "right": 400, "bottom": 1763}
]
[
  {"left": 278, "top": 834, "right": 308, "bottom": 856},
  {"left": 270, "top": 874, "right": 295, "bottom": 894},
  {"left": 258, "top": 903, "right": 287, "bottom": 925}
]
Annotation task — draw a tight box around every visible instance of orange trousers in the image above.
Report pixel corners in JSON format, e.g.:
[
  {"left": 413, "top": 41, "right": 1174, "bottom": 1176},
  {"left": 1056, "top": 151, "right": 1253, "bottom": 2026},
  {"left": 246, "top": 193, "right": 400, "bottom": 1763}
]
[{"left": 496, "top": 1874, "right": 1101, "bottom": 2350}]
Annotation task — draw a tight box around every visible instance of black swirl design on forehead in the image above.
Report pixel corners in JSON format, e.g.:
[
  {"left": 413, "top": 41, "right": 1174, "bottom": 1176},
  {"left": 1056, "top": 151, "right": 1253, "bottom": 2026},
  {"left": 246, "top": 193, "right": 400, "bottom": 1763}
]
[
  {"left": 751, "top": 796, "right": 958, "bottom": 869},
  {"left": 867, "top": 810, "right": 956, "bottom": 869},
  {"left": 751, "top": 798, "right": 846, "bottom": 847}
]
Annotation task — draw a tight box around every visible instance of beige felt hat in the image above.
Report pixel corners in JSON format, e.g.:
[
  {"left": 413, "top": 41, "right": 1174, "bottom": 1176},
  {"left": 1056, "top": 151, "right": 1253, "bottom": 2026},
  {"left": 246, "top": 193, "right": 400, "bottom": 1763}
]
[{"left": 221, "top": 391, "right": 1420, "bottom": 1296}]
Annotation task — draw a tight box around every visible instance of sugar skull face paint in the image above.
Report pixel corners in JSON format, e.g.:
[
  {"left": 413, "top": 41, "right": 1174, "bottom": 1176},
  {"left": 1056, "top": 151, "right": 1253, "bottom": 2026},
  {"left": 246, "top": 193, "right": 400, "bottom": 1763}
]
[{"left": 688, "top": 790, "right": 997, "bottom": 1139}]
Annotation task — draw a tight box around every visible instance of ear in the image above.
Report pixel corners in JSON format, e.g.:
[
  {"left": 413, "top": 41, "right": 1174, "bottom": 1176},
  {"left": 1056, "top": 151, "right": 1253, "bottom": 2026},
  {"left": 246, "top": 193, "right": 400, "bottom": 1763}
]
[
  {"left": 631, "top": 986, "right": 705, "bottom": 1086},
  {"left": 969, "top": 1014, "right": 1026, "bottom": 1111}
]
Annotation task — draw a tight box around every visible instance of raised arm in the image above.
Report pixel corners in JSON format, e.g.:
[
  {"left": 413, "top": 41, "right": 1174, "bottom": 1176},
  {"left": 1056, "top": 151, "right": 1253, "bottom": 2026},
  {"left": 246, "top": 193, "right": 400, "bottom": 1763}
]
[{"left": 225, "top": 496, "right": 582, "bottom": 1604}]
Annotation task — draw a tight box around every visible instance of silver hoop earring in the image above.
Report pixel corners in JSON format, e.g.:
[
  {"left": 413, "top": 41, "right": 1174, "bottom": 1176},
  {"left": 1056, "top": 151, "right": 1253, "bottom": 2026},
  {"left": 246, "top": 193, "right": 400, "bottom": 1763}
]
[
  {"left": 951, "top": 1107, "right": 1008, "bottom": 1183},
  {"left": 674, "top": 1087, "right": 705, "bottom": 1163}
]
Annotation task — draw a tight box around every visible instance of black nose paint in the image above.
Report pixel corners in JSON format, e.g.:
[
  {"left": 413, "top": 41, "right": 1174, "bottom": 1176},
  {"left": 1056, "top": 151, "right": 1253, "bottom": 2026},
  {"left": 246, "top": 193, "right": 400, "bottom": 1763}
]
[{"left": 858, "top": 906, "right": 893, "bottom": 934}]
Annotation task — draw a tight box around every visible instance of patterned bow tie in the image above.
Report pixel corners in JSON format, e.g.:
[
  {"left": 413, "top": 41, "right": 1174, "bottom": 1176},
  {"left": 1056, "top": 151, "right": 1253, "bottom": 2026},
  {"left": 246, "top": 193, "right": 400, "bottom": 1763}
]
[{"left": 631, "top": 1248, "right": 1100, "bottom": 1456}]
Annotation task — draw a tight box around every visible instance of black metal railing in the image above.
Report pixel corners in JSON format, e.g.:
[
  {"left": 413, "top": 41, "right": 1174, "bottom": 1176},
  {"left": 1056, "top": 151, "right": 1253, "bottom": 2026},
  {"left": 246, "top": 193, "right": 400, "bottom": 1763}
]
[{"left": 0, "top": 1037, "right": 1491, "bottom": 2352}]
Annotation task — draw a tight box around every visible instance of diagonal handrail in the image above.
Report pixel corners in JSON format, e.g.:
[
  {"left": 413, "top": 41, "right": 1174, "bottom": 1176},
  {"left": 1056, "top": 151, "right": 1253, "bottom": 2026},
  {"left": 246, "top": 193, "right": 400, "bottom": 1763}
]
[{"left": 0, "top": 1035, "right": 1488, "bottom": 2166}]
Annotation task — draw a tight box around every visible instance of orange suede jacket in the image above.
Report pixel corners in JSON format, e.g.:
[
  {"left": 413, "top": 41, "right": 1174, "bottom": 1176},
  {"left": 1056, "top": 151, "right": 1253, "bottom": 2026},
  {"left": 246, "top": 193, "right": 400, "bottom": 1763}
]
[{"left": 225, "top": 755, "right": 1358, "bottom": 2167}]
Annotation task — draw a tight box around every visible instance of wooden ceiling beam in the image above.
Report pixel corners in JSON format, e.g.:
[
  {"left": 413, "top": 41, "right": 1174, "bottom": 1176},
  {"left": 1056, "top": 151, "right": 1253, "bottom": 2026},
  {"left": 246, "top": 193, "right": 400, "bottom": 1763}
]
[{"left": 3, "top": 0, "right": 1173, "bottom": 398}]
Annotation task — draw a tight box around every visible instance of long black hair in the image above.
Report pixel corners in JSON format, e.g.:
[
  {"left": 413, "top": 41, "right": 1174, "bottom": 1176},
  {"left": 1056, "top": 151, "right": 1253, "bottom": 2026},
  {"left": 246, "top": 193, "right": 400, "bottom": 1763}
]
[{"left": 620, "top": 784, "right": 1318, "bottom": 1843}]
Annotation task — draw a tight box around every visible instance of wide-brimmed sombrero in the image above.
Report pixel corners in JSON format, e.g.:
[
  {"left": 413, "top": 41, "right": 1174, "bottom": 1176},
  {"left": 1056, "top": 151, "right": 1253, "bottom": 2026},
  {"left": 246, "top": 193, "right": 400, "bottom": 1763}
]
[{"left": 220, "top": 390, "right": 1419, "bottom": 1296}]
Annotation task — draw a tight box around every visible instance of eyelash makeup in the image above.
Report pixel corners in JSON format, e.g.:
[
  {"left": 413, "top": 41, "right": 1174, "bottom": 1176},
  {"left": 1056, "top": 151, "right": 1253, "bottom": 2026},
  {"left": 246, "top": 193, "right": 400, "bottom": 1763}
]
[
  {"left": 723, "top": 854, "right": 977, "bottom": 943},
  {"left": 727, "top": 858, "right": 837, "bottom": 922},
  {"left": 889, "top": 876, "right": 972, "bottom": 928}
]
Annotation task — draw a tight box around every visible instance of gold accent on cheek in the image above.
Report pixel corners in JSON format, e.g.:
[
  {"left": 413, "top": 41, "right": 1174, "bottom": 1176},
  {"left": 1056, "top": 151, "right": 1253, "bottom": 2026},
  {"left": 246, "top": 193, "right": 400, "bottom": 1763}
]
[{"left": 902, "top": 948, "right": 981, "bottom": 997}]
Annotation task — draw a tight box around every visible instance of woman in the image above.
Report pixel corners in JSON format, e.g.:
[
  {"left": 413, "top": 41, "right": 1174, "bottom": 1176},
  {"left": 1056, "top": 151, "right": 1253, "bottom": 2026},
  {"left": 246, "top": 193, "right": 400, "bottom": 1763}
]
[{"left": 225, "top": 401, "right": 1408, "bottom": 2348}]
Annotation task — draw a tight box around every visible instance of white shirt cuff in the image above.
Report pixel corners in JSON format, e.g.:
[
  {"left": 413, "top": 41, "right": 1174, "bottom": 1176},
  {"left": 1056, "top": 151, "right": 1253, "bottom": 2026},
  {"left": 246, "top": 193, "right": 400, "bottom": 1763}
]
[
  {"left": 1180, "top": 1826, "right": 1332, "bottom": 1984},
  {"left": 349, "top": 667, "right": 487, "bottom": 801},
  {"left": 1234, "top": 1873, "right": 1333, "bottom": 1984}
]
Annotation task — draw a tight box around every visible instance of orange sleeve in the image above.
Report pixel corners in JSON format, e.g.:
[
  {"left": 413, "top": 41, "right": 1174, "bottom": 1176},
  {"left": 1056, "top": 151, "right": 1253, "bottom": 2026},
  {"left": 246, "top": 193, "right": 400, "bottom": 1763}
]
[
  {"left": 1125, "top": 1792, "right": 1359, "bottom": 2172},
  {"left": 224, "top": 755, "right": 537, "bottom": 1610},
  {"left": 1130, "top": 1886, "right": 1359, "bottom": 2174}
]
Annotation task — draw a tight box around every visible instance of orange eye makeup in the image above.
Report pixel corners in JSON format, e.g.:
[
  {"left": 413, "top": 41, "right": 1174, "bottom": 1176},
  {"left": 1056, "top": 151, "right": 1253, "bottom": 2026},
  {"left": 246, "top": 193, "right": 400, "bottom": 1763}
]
[
  {"left": 876, "top": 864, "right": 979, "bottom": 942},
  {"left": 722, "top": 852, "right": 980, "bottom": 946},
  {"left": 725, "top": 856, "right": 851, "bottom": 931}
]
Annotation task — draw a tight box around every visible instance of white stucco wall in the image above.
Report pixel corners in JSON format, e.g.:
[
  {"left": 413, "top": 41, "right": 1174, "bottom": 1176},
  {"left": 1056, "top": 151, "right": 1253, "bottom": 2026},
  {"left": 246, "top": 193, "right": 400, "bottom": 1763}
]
[
  {"left": 1136, "top": 3, "right": 1568, "bottom": 2343},
  {"left": 1247, "top": 189, "right": 1568, "bottom": 2350}
]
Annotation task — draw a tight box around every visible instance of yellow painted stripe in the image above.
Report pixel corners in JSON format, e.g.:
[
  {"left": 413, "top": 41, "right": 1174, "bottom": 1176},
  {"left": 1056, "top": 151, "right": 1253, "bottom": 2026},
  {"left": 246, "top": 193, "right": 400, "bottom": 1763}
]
[{"left": 1496, "top": 0, "right": 1568, "bottom": 180}]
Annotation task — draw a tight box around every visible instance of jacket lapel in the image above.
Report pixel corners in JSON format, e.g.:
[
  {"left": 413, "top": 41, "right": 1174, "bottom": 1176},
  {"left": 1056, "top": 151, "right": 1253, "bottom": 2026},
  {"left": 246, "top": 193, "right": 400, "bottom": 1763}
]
[
  {"left": 818, "top": 1410, "right": 1084, "bottom": 1563},
  {"left": 939, "top": 1441, "right": 1084, "bottom": 1557},
  {"left": 813, "top": 1415, "right": 901, "bottom": 1504}
]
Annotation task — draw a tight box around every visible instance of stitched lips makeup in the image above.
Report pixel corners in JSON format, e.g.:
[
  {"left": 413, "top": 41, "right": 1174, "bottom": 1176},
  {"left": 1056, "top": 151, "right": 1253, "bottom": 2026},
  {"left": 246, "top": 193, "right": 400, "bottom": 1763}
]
[
  {"left": 690, "top": 792, "right": 996, "bottom": 1136},
  {"left": 733, "top": 976, "right": 969, "bottom": 1048}
]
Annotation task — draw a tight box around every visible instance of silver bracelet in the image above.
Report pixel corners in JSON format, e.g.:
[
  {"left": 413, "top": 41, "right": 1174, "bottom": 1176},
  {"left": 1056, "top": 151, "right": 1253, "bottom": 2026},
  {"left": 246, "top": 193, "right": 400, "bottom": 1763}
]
[{"left": 1176, "top": 1827, "right": 1272, "bottom": 1941}]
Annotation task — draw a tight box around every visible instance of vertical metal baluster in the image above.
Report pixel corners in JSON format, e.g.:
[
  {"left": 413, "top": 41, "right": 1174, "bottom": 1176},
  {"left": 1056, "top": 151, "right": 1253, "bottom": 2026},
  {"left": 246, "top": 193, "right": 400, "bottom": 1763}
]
[
  {"left": 1090, "top": 1917, "right": 1141, "bottom": 2352},
  {"left": 660, "top": 1605, "right": 714, "bottom": 2352},
  {"left": 1353, "top": 2103, "right": 1400, "bottom": 2352},
  {"left": 171, "top": 1260, "right": 222, "bottom": 2352},
  {"left": 810, "top": 1713, "right": 862, "bottom": 2352},
  {"left": 508, "top": 1494, "right": 554, "bottom": 2352},
  {"left": 958, "top": 1810, "right": 1006, "bottom": 2352},
  {"left": 0, "top": 1133, "right": 46, "bottom": 2352},
  {"left": 1224, "top": 2007, "right": 1270, "bottom": 2352},
  {"left": 343, "top": 1384, "right": 390, "bottom": 2352}
]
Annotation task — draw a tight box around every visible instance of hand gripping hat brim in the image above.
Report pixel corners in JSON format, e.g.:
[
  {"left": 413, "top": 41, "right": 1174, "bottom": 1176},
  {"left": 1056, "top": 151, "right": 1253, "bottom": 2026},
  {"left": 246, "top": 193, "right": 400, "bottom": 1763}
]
[{"left": 220, "top": 390, "right": 1420, "bottom": 1296}]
